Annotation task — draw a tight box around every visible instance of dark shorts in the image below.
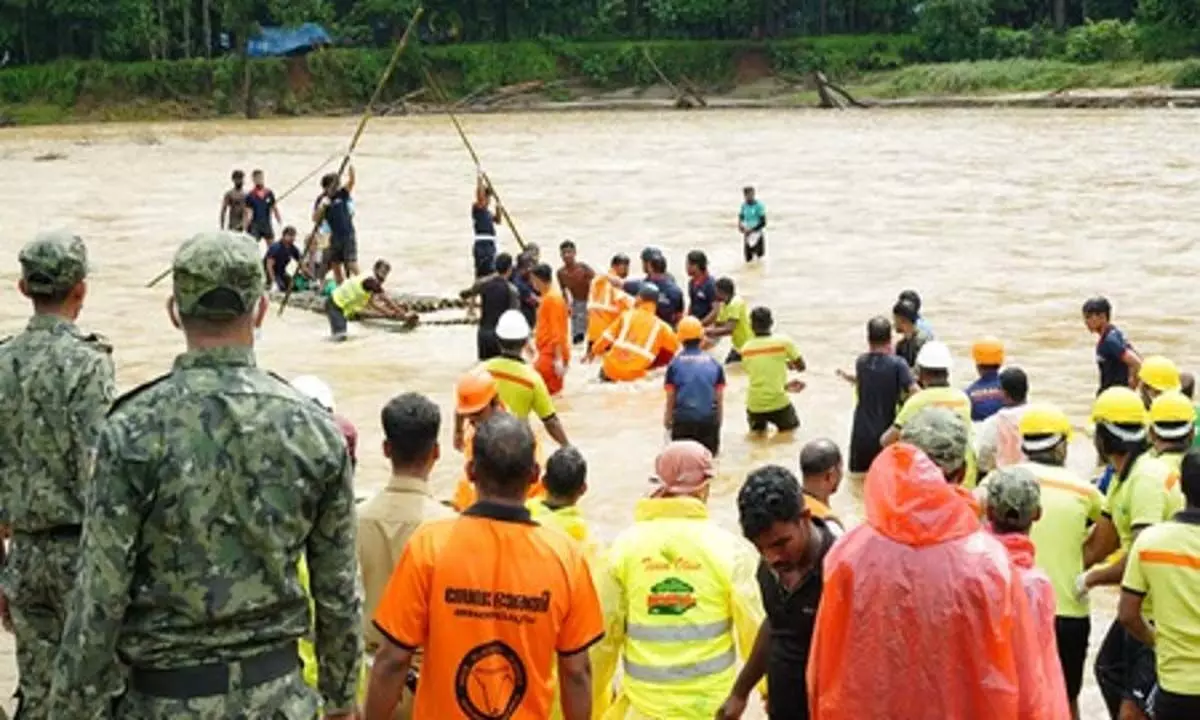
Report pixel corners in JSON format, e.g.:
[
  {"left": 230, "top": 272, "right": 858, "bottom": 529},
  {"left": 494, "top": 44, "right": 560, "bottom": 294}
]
[
  {"left": 1095, "top": 619, "right": 1157, "bottom": 714},
  {"left": 477, "top": 329, "right": 501, "bottom": 361},
  {"left": 325, "top": 233, "right": 358, "bottom": 265},
  {"left": 1055, "top": 616, "right": 1090, "bottom": 702},
  {"left": 325, "top": 296, "right": 348, "bottom": 339},
  {"left": 748, "top": 403, "right": 800, "bottom": 433},
  {"left": 1151, "top": 687, "right": 1200, "bottom": 720},
  {"left": 248, "top": 222, "right": 274, "bottom": 241},
  {"left": 671, "top": 418, "right": 721, "bottom": 456},
  {"left": 473, "top": 238, "right": 497, "bottom": 279},
  {"left": 744, "top": 231, "right": 765, "bottom": 261}
]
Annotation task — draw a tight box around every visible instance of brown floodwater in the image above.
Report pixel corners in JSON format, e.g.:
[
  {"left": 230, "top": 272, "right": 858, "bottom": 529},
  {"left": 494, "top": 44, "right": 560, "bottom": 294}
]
[{"left": 3, "top": 108, "right": 1197, "bottom": 717}]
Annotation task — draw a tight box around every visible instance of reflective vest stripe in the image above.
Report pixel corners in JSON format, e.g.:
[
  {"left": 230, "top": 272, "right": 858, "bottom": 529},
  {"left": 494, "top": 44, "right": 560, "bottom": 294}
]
[
  {"left": 613, "top": 314, "right": 658, "bottom": 361},
  {"left": 623, "top": 647, "right": 736, "bottom": 683},
  {"left": 625, "top": 619, "right": 732, "bottom": 642},
  {"left": 588, "top": 277, "right": 618, "bottom": 312}
]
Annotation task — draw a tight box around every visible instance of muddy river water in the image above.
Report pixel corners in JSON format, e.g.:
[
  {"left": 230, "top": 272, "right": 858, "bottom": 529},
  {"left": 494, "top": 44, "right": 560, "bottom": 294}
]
[{"left": 3, "top": 108, "right": 1199, "bottom": 716}]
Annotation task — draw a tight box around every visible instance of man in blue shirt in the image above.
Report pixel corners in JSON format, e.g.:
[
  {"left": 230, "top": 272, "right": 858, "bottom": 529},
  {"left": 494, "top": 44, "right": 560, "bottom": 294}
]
[
  {"left": 1083, "top": 296, "right": 1142, "bottom": 395},
  {"left": 314, "top": 166, "right": 358, "bottom": 284},
  {"left": 686, "top": 250, "right": 717, "bottom": 321},
  {"left": 264, "top": 226, "right": 303, "bottom": 292},
  {"left": 665, "top": 317, "right": 725, "bottom": 455},
  {"left": 513, "top": 250, "right": 540, "bottom": 328},
  {"left": 244, "top": 169, "right": 281, "bottom": 246},
  {"left": 965, "top": 336, "right": 1006, "bottom": 422},
  {"left": 738, "top": 186, "right": 767, "bottom": 262},
  {"left": 647, "top": 253, "right": 684, "bottom": 327}
]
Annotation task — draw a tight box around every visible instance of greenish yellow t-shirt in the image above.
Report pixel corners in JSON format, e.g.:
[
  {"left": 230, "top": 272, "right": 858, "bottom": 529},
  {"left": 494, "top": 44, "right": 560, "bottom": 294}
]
[
  {"left": 893, "top": 386, "right": 979, "bottom": 487},
  {"left": 481, "top": 356, "right": 556, "bottom": 420},
  {"left": 1155, "top": 450, "right": 1188, "bottom": 516},
  {"left": 1106, "top": 454, "right": 1176, "bottom": 552},
  {"left": 741, "top": 334, "right": 802, "bottom": 414},
  {"left": 716, "top": 296, "right": 752, "bottom": 351},
  {"left": 1021, "top": 462, "right": 1104, "bottom": 618},
  {"left": 1121, "top": 516, "right": 1200, "bottom": 695}
]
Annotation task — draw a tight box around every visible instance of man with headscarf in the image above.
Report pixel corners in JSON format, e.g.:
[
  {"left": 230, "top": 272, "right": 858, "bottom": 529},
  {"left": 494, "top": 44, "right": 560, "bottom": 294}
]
[
  {"left": 808, "top": 407, "right": 1054, "bottom": 719},
  {"left": 592, "top": 441, "right": 764, "bottom": 719}
]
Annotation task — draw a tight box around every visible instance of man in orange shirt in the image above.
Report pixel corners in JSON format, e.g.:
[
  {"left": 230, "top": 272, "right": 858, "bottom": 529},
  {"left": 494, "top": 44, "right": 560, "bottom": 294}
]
[
  {"left": 586, "top": 253, "right": 632, "bottom": 351},
  {"left": 365, "top": 414, "right": 605, "bottom": 720},
  {"left": 586, "top": 283, "right": 679, "bottom": 382},
  {"left": 531, "top": 263, "right": 570, "bottom": 395}
]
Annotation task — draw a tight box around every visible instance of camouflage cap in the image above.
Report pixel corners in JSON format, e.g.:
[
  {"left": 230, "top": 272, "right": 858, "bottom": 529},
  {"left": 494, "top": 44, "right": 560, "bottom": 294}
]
[
  {"left": 900, "top": 406, "right": 968, "bottom": 475},
  {"left": 19, "top": 230, "right": 88, "bottom": 294},
  {"left": 986, "top": 465, "right": 1041, "bottom": 526},
  {"left": 172, "top": 231, "right": 263, "bottom": 319}
]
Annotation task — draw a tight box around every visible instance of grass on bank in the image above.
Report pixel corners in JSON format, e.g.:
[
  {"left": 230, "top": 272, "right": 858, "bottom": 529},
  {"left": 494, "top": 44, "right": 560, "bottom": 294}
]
[{"left": 849, "top": 59, "right": 1190, "bottom": 98}]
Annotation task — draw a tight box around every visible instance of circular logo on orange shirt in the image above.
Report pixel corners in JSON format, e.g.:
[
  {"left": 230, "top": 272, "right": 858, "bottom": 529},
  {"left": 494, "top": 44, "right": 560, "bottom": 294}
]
[{"left": 454, "top": 640, "right": 528, "bottom": 719}]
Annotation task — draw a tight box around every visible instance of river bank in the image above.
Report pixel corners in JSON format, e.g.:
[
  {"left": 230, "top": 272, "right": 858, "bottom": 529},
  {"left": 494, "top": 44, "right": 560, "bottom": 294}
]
[{"left": 2, "top": 38, "right": 1199, "bottom": 127}]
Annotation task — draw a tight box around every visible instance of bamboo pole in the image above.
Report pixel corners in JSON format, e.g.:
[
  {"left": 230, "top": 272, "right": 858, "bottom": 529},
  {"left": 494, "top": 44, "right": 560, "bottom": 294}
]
[{"left": 278, "top": 8, "right": 423, "bottom": 316}]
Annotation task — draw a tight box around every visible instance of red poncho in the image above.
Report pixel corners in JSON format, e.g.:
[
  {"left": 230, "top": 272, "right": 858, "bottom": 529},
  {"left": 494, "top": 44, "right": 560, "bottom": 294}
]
[{"left": 807, "top": 444, "right": 1064, "bottom": 719}]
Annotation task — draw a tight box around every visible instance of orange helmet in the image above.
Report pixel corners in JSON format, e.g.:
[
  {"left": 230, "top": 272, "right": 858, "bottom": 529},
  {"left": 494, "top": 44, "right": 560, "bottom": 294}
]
[
  {"left": 678, "top": 316, "right": 704, "bottom": 342},
  {"left": 971, "top": 336, "right": 1005, "bottom": 366},
  {"left": 456, "top": 369, "right": 498, "bottom": 415}
]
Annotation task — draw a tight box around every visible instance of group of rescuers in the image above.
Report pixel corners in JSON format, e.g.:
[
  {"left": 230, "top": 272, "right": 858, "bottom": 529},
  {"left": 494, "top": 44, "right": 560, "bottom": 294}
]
[{"left": 2, "top": 227, "right": 1199, "bottom": 720}]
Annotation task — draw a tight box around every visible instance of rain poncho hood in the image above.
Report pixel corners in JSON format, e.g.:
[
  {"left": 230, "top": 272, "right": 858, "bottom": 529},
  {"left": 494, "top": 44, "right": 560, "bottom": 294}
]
[{"left": 808, "top": 444, "right": 1062, "bottom": 719}]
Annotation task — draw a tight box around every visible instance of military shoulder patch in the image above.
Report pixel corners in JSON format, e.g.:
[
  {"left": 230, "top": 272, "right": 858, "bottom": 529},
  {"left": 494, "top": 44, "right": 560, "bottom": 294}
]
[{"left": 81, "top": 331, "right": 113, "bottom": 355}]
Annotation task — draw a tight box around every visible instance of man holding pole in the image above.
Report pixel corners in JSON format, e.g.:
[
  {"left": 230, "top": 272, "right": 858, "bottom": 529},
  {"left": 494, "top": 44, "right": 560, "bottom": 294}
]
[
  {"left": 472, "top": 172, "right": 502, "bottom": 279},
  {"left": 314, "top": 166, "right": 358, "bottom": 285}
]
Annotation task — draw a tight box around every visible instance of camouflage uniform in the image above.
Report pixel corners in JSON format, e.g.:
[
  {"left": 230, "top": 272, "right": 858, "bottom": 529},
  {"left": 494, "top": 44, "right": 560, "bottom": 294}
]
[
  {"left": 48, "top": 232, "right": 362, "bottom": 720},
  {"left": 900, "top": 406, "right": 969, "bottom": 477},
  {"left": 984, "top": 466, "right": 1042, "bottom": 526},
  {"left": 0, "top": 232, "right": 115, "bottom": 720}
]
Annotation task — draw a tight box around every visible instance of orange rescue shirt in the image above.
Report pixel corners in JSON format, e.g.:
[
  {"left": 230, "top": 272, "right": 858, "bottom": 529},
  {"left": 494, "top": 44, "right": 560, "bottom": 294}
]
[
  {"left": 373, "top": 502, "right": 606, "bottom": 719},
  {"left": 592, "top": 303, "right": 680, "bottom": 382},
  {"left": 586, "top": 275, "right": 632, "bottom": 343},
  {"left": 535, "top": 288, "right": 570, "bottom": 364}
]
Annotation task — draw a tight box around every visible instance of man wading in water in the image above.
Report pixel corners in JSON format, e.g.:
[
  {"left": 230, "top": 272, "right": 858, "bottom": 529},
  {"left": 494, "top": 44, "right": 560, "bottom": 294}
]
[{"left": 219, "top": 170, "right": 247, "bottom": 232}]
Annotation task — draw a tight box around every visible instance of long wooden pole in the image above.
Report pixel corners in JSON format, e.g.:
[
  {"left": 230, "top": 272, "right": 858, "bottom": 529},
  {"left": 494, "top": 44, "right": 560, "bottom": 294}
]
[
  {"left": 421, "top": 65, "right": 527, "bottom": 251},
  {"left": 278, "top": 8, "right": 423, "bottom": 316}
]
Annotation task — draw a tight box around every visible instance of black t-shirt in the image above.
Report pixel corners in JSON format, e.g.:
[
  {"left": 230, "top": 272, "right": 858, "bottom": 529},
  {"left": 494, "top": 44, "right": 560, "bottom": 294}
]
[
  {"left": 1096, "top": 325, "right": 1133, "bottom": 394},
  {"left": 479, "top": 276, "right": 518, "bottom": 331},
  {"left": 894, "top": 330, "right": 928, "bottom": 369},
  {"left": 264, "top": 241, "right": 301, "bottom": 290},
  {"left": 849, "top": 351, "right": 914, "bottom": 473},
  {"left": 322, "top": 188, "right": 354, "bottom": 240},
  {"left": 757, "top": 518, "right": 835, "bottom": 720},
  {"left": 245, "top": 188, "right": 276, "bottom": 228},
  {"left": 472, "top": 204, "right": 496, "bottom": 236}
]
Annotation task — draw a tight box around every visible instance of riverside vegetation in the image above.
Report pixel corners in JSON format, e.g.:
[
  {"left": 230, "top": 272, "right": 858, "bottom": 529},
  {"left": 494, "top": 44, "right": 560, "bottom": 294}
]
[{"left": 3, "top": 0, "right": 1200, "bottom": 123}]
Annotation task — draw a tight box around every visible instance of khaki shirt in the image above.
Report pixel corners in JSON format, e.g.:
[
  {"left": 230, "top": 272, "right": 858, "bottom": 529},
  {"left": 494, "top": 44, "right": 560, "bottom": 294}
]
[{"left": 357, "top": 473, "right": 455, "bottom": 652}]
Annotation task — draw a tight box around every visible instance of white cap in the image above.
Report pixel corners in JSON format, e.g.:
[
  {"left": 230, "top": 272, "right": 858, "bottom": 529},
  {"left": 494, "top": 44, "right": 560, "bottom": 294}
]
[
  {"left": 496, "top": 310, "right": 530, "bottom": 341},
  {"left": 292, "top": 375, "right": 335, "bottom": 411},
  {"left": 916, "top": 341, "right": 953, "bottom": 371}
]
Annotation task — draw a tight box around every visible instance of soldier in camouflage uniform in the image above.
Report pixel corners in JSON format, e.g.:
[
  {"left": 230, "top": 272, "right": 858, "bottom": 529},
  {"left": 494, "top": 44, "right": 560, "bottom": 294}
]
[
  {"left": 900, "top": 405, "right": 970, "bottom": 484},
  {"left": 47, "top": 231, "right": 362, "bottom": 720},
  {"left": 0, "top": 231, "right": 115, "bottom": 720}
]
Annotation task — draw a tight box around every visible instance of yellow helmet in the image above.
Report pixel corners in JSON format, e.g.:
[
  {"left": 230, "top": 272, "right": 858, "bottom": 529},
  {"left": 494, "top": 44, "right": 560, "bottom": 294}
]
[
  {"left": 1138, "top": 355, "right": 1181, "bottom": 393},
  {"left": 1149, "top": 391, "right": 1195, "bottom": 435},
  {"left": 1091, "top": 387, "right": 1148, "bottom": 426},
  {"left": 1019, "top": 404, "right": 1072, "bottom": 438}
]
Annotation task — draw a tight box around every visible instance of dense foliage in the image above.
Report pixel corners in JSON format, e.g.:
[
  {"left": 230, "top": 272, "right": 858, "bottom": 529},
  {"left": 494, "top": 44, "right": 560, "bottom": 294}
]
[{"left": 3, "top": 0, "right": 1199, "bottom": 66}]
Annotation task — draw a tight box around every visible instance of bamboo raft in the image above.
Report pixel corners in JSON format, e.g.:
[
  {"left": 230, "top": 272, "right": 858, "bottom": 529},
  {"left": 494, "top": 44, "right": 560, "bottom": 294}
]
[{"left": 269, "top": 290, "right": 479, "bottom": 332}]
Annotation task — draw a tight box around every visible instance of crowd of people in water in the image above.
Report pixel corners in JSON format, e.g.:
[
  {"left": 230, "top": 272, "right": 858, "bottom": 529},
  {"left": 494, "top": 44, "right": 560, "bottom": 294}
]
[{"left": 0, "top": 165, "right": 1197, "bottom": 720}]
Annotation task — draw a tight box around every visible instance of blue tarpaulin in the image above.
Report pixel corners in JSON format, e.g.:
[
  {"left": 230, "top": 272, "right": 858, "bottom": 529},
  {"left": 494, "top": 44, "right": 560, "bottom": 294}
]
[{"left": 246, "top": 23, "right": 332, "bottom": 58}]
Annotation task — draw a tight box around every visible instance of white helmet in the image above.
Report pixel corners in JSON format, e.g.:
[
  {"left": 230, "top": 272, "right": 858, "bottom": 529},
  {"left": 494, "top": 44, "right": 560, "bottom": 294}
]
[
  {"left": 496, "top": 309, "right": 531, "bottom": 341},
  {"left": 292, "top": 375, "right": 335, "bottom": 411},
  {"left": 916, "top": 341, "right": 953, "bottom": 371}
]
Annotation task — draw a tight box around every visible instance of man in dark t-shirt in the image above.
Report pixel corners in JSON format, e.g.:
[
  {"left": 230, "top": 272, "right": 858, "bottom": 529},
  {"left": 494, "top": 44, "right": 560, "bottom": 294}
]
[
  {"left": 461, "top": 252, "right": 520, "bottom": 360},
  {"left": 264, "top": 226, "right": 302, "bottom": 292},
  {"left": 686, "top": 249, "right": 718, "bottom": 322},
  {"left": 315, "top": 166, "right": 358, "bottom": 284},
  {"left": 244, "top": 169, "right": 281, "bottom": 244},
  {"left": 1082, "top": 296, "right": 1141, "bottom": 394},
  {"left": 838, "top": 316, "right": 919, "bottom": 480},
  {"left": 719, "top": 465, "right": 835, "bottom": 720}
]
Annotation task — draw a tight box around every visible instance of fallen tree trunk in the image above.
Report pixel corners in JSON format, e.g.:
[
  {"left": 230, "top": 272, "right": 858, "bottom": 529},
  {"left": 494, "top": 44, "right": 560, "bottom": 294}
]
[{"left": 813, "top": 71, "right": 871, "bottom": 109}]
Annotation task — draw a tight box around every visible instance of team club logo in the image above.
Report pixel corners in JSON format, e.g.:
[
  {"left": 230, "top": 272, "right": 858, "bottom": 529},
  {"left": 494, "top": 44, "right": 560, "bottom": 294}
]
[
  {"left": 647, "top": 577, "right": 697, "bottom": 616},
  {"left": 455, "top": 640, "right": 528, "bottom": 719}
]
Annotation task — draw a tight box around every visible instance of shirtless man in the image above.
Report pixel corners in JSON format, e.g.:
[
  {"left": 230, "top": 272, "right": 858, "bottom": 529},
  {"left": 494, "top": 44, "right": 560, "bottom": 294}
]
[
  {"left": 219, "top": 170, "right": 248, "bottom": 231},
  {"left": 556, "top": 240, "right": 595, "bottom": 345}
]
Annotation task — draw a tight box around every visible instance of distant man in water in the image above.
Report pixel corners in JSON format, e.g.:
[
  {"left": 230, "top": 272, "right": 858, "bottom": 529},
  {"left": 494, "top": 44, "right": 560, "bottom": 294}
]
[
  {"left": 1082, "top": 295, "right": 1141, "bottom": 394},
  {"left": 314, "top": 166, "right": 357, "bottom": 284},
  {"left": 556, "top": 240, "right": 594, "bottom": 345},
  {"left": 471, "top": 172, "right": 503, "bottom": 279},
  {"left": 738, "top": 185, "right": 767, "bottom": 262},
  {"left": 219, "top": 170, "right": 247, "bottom": 231},
  {"left": 245, "top": 169, "right": 281, "bottom": 247},
  {"left": 264, "top": 226, "right": 303, "bottom": 292},
  {"left": 461, "top": 252, "right": 520, "bottom": 361}
]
